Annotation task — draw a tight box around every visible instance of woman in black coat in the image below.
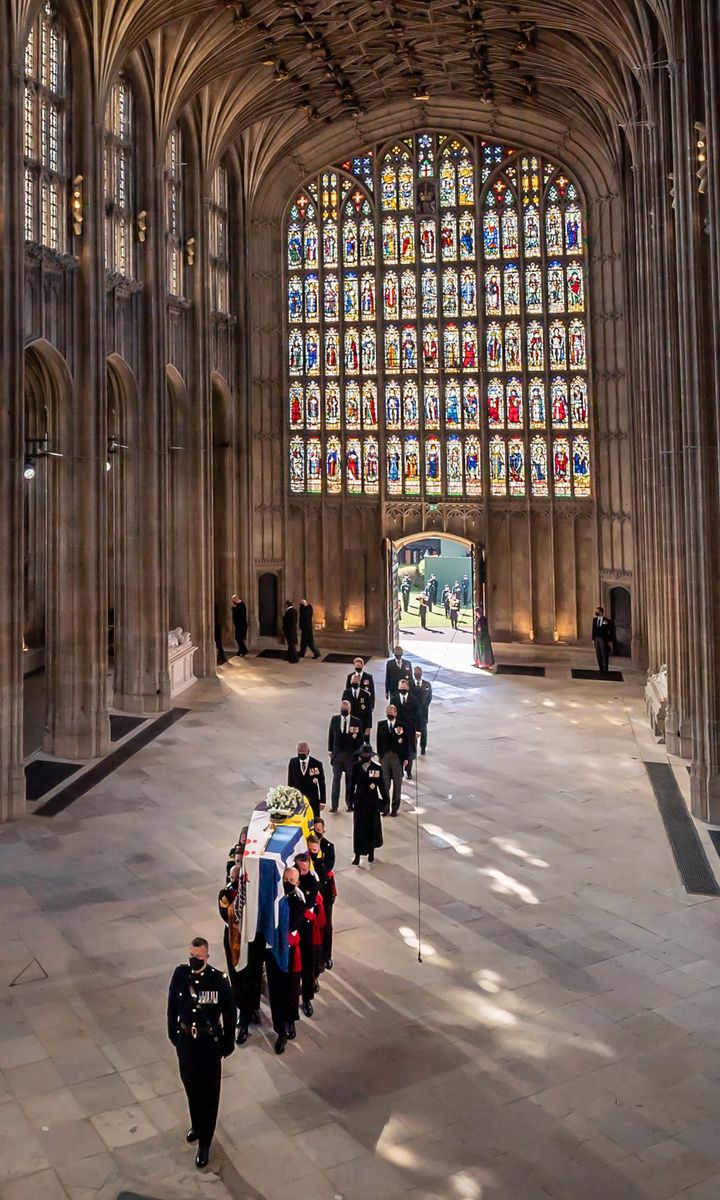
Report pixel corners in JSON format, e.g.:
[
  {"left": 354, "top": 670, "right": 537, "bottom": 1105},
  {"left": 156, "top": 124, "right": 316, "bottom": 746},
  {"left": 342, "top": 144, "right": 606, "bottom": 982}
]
[{"left": 348, "top": 745, "right": 389, "bottom": 865}]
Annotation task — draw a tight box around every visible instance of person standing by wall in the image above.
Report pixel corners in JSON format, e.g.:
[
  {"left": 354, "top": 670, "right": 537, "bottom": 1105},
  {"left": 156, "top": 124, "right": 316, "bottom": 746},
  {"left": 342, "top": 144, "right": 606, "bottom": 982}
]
[
  {"left": 474, "top": 607, "right": 495, "bottom": 670},
  {"left": 231, "top": 595, "right": 248, "bottom": 657},
  {"left": 298, "top": 598, "right": 321, "bottom": 659},
  {"left": 282, "top": 601, "right": 299, "bottom": 663},
  {"left": 591, "top": 606, "right": 614, "bottom": 673}
]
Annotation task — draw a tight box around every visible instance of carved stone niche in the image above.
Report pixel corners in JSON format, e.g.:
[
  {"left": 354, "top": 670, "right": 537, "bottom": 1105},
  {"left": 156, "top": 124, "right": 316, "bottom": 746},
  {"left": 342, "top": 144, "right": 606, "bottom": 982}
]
[
  {"left": 646, "top": 664, "right": 668, "bottom": 741},
  {"left": 168, "top": 628, "right": 197, "bottom": 697}
]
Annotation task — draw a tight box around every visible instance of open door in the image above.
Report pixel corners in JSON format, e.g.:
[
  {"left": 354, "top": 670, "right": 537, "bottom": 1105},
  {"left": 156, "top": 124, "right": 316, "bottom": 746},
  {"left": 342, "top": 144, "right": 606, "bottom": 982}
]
[
  {"left": 385, "top": 538, "right": 399, "bottom": 653},
  {"left": 473, "top": 542, "right": 487, "bottom": 613}
]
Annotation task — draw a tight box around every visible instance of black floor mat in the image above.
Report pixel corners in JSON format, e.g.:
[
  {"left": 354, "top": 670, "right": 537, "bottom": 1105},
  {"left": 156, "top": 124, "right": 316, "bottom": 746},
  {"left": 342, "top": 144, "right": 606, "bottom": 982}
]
[
  {"left": 25, "top": 759, "right": 82, "bottom": 802},
  {"left": 645, "top": 762, "right": 720, "bottom": 896},
  {"left": 256, "top": 649, "right": 289, "bottom": 659},
  {"left": 571, "top": 669, "right": 624, "bottom": 681},
  {"left": 110, "top": 714, "right": 146, "bottom": 742},
  {"left": 708, "top": 830, "right": 720, "bottom": 861},
  {"left": 322, "top": 653, "right": 373, "bottom": 664},
  {"left": 495, "top": 664, "right": 546, "bottom": 677}
]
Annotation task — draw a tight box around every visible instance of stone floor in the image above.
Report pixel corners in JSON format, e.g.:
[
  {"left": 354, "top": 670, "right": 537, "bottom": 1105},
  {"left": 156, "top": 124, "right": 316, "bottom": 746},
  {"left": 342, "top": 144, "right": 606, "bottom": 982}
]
[{"left": 2, "top": 640, "right": 720, "bottom": 1200}]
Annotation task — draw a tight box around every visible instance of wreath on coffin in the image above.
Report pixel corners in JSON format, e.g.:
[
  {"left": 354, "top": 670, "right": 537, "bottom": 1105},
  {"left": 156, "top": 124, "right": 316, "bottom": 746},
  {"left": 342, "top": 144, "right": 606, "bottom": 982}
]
[{"left": 266, "top": 785, "right": 306, "bottom": 822}]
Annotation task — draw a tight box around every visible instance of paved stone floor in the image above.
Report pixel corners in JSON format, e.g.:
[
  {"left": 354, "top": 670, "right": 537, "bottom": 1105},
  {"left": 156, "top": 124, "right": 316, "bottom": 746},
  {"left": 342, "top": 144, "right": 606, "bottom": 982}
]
[{"left": 3, "top": 644, "right": 720, "bottom": 1199}]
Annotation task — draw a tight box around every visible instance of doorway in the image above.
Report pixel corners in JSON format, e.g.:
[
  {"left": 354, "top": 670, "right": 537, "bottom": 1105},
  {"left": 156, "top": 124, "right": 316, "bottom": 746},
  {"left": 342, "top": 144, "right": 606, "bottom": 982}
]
[
  {"left": 610, "top": 586, "right": 632, "bottom": 658},
  {"left": 387, "top": 533, "right": 481, "bottom": 665}
]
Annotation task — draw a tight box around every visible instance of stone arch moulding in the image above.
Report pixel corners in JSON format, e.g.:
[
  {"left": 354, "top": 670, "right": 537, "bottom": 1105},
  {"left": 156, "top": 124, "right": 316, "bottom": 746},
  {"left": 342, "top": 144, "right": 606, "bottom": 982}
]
[
  {"left": 106, "top": 353, "right": 139, "bottom": 709},
  {"left": 211, "top": 371, "right": 237, "bottom": 643},
  {"left": 166, "top": 363, "right": 191, "bottom": 633}
]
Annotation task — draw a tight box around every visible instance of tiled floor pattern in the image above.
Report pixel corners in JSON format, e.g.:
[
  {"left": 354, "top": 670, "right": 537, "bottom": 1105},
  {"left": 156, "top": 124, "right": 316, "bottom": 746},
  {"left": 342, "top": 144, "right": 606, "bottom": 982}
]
[{"left": 2, "top": 648, "right": 720, "bottom": 1199}]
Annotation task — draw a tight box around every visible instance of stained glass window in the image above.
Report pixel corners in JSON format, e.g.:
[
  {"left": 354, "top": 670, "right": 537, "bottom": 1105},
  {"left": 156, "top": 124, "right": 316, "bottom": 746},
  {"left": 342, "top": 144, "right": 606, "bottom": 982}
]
[
  {"left": 165, "top": 126, "right": 184, "bottom": 297},
  {"left": 286, "top": 135, "right": 592, "bottom": 498},
  {"left": 24, "top": 3, "right": 66, "bottom": 249},
  {"left": 104, "top": 78, "right": 134, "bottom": 277},
  {"left": 208, "top": 163, "right": 230, "bottom": 312}
]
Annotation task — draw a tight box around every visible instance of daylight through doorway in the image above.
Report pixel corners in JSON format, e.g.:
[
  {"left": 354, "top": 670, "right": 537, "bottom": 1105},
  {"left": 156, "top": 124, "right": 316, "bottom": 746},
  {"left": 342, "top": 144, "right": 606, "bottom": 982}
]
[{"left": 390, "top": 533, "right": 481, "bottom": 674}]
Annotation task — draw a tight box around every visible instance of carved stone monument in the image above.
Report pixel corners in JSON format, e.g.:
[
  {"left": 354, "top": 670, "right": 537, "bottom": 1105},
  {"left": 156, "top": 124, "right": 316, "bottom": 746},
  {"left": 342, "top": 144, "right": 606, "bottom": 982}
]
[
  {"left": 168, "top": 628, "right": 197, "bottom": 697},
  {"left": 645, "top": 664, "right": 668, "bottom": 741}
]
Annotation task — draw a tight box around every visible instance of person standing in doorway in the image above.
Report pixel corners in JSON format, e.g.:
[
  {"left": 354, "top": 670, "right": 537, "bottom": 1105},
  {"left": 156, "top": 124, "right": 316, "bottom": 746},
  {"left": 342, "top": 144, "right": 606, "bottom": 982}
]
[
  {"left": 428, "top": 574, "right": 438, "bottom": 609},
  {"left": 462, "top": 574, "right": 470, "bottom": 607},
  {"left": 442, "top": 584, "right": 451, "bottom": 619},
  {"left": 449, "top": 594, "right": 459, "bottom": 630},
  {"left": 299, "top": 598, "right": 321, "bottom": 659},
  {"left": 474, "top": 607, "right": 495, "bottom": 670},
  {"left": 418, "top": 593, "right": 428, "bottom": 630},
  {"left": 400, "top": 575, "right": 411, "bottom": 612},
  {"left": 591, "top": 606, "right": 614, "bottom": 673},
  {"left": 282, "top": 601, "right": 299, "bottom": 663},
  {"left": 231, "top": 595, "right": 248, "bottom": 657}
]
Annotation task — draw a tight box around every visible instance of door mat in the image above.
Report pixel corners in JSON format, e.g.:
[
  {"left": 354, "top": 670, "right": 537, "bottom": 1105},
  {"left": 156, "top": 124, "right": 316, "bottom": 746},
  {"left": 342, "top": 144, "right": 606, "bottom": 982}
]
[
  {"left": 256, "top": 649, "right": 289, "bottom": 659},
  {"left": 322, "top": 653, "right": 373, "bottom": 664},
  {"left": 571, "top": 669, "right": 624, "bottom": 681},
  {"left": 495, "top": 664, "right": 546, "bottom": 677},
  {"left": 25, "top": 759, "right": 82, "bottom": 802},
  {"left": 110, "top": 714, "right": 146, "bottom": 742},
  {"left": 645, "top": 761, "right": 720, "bottom": 896}
]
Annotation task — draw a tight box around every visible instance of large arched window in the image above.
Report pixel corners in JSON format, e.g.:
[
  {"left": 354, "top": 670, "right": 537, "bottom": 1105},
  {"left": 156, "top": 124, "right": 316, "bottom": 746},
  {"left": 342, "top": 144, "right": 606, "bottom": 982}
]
[
  {"left": 104, "top": 77, "right": 133, "bottom": 277},
  {"left": 165, "top": 125, "right": 184, "bottom": 298},
  {"left": 23, "top": 2, "right": 67, "bottom": 250},
  {"left": 285, "top": 134, "right": 591, "bottom": 500},
  {"left": 209, "top": 163, "right": 229, "bottom": 314}
]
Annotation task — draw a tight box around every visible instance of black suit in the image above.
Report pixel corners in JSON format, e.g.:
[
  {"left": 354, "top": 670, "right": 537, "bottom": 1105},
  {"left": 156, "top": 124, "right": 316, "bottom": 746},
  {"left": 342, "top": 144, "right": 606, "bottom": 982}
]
[
  {"left": 344, "top": 669, "right": 375, "bottom": 706},
  {"left": 376, "top": 719, "right": 409, "bottom": 814},
  {"left": 391, "top": 690, "right": 420, "bottom": 776},
  {"left": 299, "top": 602, "right": 320, "bottom": 659},
  {"left": 328, "top": 713, "right": 363, "bottom": 810},
  {"left": 591, "top": 616, "right": 614, "bottom": 672},
  {"left": 232, "top": 600, "right": 248, "bottom": 656},
  {"left": 342, "top": 686, "right": 374, "bottom": 733},
  {"left": 412, "top": 679, "right": 433, "bottom": 752},
  {"left": 282, "top": 606, "right": 299, "bottom": 663},
  {"left": 385, "top": 655, "right": 413, "bottom": 698},
  {"left": 287, "top": 755, "right": 326, "bottom": 819}
]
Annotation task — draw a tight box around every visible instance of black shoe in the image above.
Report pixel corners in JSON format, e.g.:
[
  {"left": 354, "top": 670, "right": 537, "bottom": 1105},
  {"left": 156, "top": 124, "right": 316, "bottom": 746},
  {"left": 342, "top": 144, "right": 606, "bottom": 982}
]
[
  {"left": 250, "top": 1009, "right": 261, "bottom": 1025},
  {"left": 302, "top": 1001, "right": 314, "bottom": 1017},
  {"left": 325, "top": 958, "right": 333, "bottom": 970},
  {"left": 390, "top": 811, "right": 398, "bottom": 818},
  {"left": 274, "top": 1034, "right": 287, "bottom": 1055},
  {"left": 235, "top": 1024, "right": 248, "bottom": 1045},
  {"left": 421, "top": 749, "right": 426, "bottom": 755},
  {"left": 195, "top": 1149, "right": 209, "bottom": 1169},
  {"left": 287, "top": 1021, "right": 296, "bottom": 1040},
  {"left": 405, "top": 771, "right": 412, "bottom": 780},
  {"left": 331, "top": 806, "right": 339, "bottom": 813},
  {"left": 352, "top": 855, "right": 360, "bottom": 865},
  {"left": 313, "top": 652, "right": 321, "bottom": 659},
  {"left": 186, "top": 1129, "right": 198, "bottom": 1144},
  {"left": 368, "top": 851, "right": 374, "bottom": 863}
]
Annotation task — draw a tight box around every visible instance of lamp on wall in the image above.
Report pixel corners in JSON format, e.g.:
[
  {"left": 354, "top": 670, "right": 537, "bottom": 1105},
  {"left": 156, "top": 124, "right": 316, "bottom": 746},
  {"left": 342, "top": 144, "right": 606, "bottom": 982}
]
[
  {"left": 23, "top": 436, "right": 63, "bottom": 479},
  {"left": 185, "top": 236, "right": 196, "bottom": 266},
  {"left": 106, "top": 436, "right": 128, "bottom": 472},
  {"left": 71, "top": 175, "right": 84, "bottom": 236},
  {"left": 137, "top": 210, "right": 147, "bottom": 242}
]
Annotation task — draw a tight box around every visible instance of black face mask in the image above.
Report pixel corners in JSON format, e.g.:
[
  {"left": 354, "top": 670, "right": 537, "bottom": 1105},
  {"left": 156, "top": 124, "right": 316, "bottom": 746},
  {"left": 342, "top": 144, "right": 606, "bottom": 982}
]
[
  {"left": 298, "top": 753, "right": 308, "bottom": 761},
  {"left": 189, "top": 956, "right": 205, "bottom": 972},
  {"left": 283, "top": 882, "right": 296, "bottom": 895}
]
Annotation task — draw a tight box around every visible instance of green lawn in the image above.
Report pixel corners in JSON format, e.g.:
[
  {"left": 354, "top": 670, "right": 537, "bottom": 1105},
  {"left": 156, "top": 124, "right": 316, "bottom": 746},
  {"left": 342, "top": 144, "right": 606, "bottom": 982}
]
[{"left": 398, "top": 587, "right": 474, "bottom": 632}]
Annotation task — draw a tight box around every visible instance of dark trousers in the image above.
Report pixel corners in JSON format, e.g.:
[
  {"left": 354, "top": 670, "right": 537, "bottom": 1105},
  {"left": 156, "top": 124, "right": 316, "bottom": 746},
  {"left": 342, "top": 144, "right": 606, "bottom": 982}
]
[
  {"left": 331, "top": 754, "right": 353, "bottom": 809},
  {"left": 381, "top": 752, "right": 404, "bottom": 814},
  {"left": 402, "top": 591, "right": 410, "bottom": 611},
  {"left": 420, "top": 610, "right": 426, "bottom": 628},
  {"left": 234, "top": 632, "right": 248, "bottom": 656},
  {"left": 299, "top": 629, "right": 320, "bottom": 658},
  {"left": 450, "top": 612, "right": 458, "bottom": 629},
  {"left": 444, "top": 600, "right": 450, "bottom": 617},
  {"left": 322, "top": 894, "right": 334, "bottom": 961},
  {"left": 265, "top": 951, "right": 299, "bottom": 1035},
  {"left": 594, "top": 638, "right": 610, "bottom": 673},
  {"left": 177, "top": 1039, "right": 222, "bottom": 1152},
  {"left": 427, "top": 597, "right": 433, "bottom": 612},
  {"left": 417, "top": 715, "right": 428, "bottom": 752},
  {"left": 299, "top": 928, "right": 316, "bottom": 1004},
  {"left": 234, "top": 935, "right": 264, "bottom": 1026},
  {"left": 286, "top": 640, "right": 299, "bottom": 663}
]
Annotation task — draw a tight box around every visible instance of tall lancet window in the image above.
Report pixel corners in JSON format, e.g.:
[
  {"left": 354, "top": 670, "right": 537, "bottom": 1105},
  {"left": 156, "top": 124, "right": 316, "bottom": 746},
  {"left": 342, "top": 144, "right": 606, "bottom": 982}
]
[
  {"left": 209, "top": 164, "right": 230, "bottom": 314},
  {"left": 104, "top": 77, "right": 133, "bottom": 277},
  {"left": 165, "top": 125, "right": 184, "bottom": 298},
  {"left": 285, "top": 134, "right": 591, "bottom": 500},
  {"left": 23, "top": 2, "right": 67, "bottom": 250}
]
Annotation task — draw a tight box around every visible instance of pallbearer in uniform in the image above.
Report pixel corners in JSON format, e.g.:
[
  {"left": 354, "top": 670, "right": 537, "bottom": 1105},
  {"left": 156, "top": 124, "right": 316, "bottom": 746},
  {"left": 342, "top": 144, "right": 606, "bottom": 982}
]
[
  {"left": 167, "top": 937, "right": 236, "bottom": 1169},
  {"left": 294, "top": 853, "right": 326, "bottom": 1014},
  {"left": 265, "top": 868, "right": 305, "bottom": 1055},
  {"left": 349, "top": 742, "right": 389, "bottom": 865},
  {"left": 345, "top": 656, "right": 375, "bottom": 705},
  {"left": 311, "top": 817, "right": 336, "bottom": 968}
]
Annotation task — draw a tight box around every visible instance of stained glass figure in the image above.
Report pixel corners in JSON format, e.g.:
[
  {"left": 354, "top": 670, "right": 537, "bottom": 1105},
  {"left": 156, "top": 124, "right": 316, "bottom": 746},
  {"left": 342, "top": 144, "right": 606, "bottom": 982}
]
[
  {"left": 361, "top": 380, "right": 378, "bottom": 429},
  {"left": 547, "top": 261, "right": 564, "bottom": 313},
  {"left": 363, "top": 437, "right": 380, "bottom": 493},
  {"left": 463, "top": 381, "right": 480, "bottom": 428},
  {"left": 322, "top": 221, "right": 337, "bottom": 266},
  {"left": 502, "top": 204, "right": 519, "bottom": 258},
  {"left": 385, "top": 380, "right": 401, "bottom": 428},
  {"left": 344, "top": 328, "right": 360, "bottom": 374},
  {"left": 361, "top": 328, "right": 376, "bottom": 372},
  {"left": 485, "top": 267, "right": 501, "bottom": 315},
  {"left": 441, "top": 215, "right": 457, "bottom": 260},
  {"left": 346, "top": 438, "right": 362, "bottom": 493},
  {"left": 458, "top": 212, "right": 475, "bottom": 259},
  {"left": 426, "top": 437, "right": 442, "bottom": 494},
  {"left": 446, "top": 435, "right": 463, "bottom": 495},
  {"left": 359, "top": 217, "right": 374, "bottom": 265},
  {"left": 288, "top": 276, "right": 303, "bottom": 323},
  {"left": 342, "top": 273, "right": 357, "bottom": 321},
  {"left": 486, "top": 322, "right": 503, "bottom": 371},
  {"left": 419, "top": 219, "right": 436, "bottom": 261},
  {"left": 458, "top": 156, "right": 474, "bottom": 206},
  {"left": 342, "top": 220, "right": 357, "bottom": 266},
  {"left": 508, "top": 438, "right": 525, "bottom": 496},
  {"left": 289, "top": 384, "right": 303, "bottom": 427},
  {"left": 567, "top": 264, "right": 584, "bottom": 312},
  {"left": 570, "top": 377, "right": 588, "bottom": 425},
  {"left": 505, "top": 322, "right": 522, "bottom": 371},
  {"left": 307, "top": 438, "right": 322, "bottom": 493},
  {"left": 418, "top": 134, "right": 434, "bottom": 179},
  {"left": 572, "top": 435, "right": 591, "bottom": 495},
  {"left": 326, "top": 436, "right": 342, "bottom": 493},
  {"left": 546, "top": 206, "right": 563, "bottom": 254},
  {"left": 461, "top": 323, "right": 478, "bottom": 370},
  {"left": 444, "top": 324, "right": 461, "bottom": 370},
  {"left": 400, "top": 270, "right": 417, "bottom": 319},
  {"left": 304, "top": 222, "right": 318, "bottom": 266},
  {"left": 398, "top": 160, "right": 414, "bottom": 209},
  {"left": 307, "top": 382, "right": 321, "bottom": 428},
  {"left": 524, "top": 205, "right": 540, "bottom": 257},
  {"left": 465, "top": 436, "right": 481, "bottom": 495},
  {"left": 324, "top": 329, "right": 340, "bottom": 374},
  {"left": 489, "top": 436, "right": 507, "bottom": 496},
  {"left": 421, "top": 269, "right": 437, "bottom": 317},
  {"left": 383, "top": 272, "right": 398, "bottom": 319},
  {"left": 460, "top": 268, "right": 477, "bottom": 315},
  {"left": 385, "top": 326, "right": 400, "bottom": 371},
  {"left": 504, "top": 264, "right": 521, "bottom": 315},
  {"left": 401, "top": 324, "right": 417, "bottom": 371},
  {"left": 324, "top": 382, "right": 340, "bottom": 429},
  {"left": 404, "top": 435, "right": 420, "bottom": 494},
  {"left": 400, "top": 215, "right": 415, "bottom": 263},
  {"left": 381, "top": 159, "right": 397, "bottom": 210},
  {"left": 289, "top": 330, "right": 303, "bottom": 374},
  {"left": 402, "top": 381, "right": 419, "bottom": 428},
  {"left": 487, "top": 381, "right": 504, "bottom": 427},
  {"left": 529, "top": 380, "right": 546, "bottom": 427},
  {"left": 527, "top": 321, "right": 544, "bottom": 370},
  {"left": 289, "top": 436, "right": 304, "bottom": 492},
  {"left": 288, "top": 224, "right": 302, "bottom": 268},
  {"left": 531, "top": 437, "right": 549, "bottom": 496},
  {"left": 360, "top": 272, "right": 375, "bottom": 320},
  {"left": 440, "top": 158, "right": 456, "bottom": 207},
  {"left": 445, "top": 379, "right": 462, "bottom": 427},
  {"left": 565, "top": 205, "right": 582, "bottom": 253},
  {"left": 424, "top": 382, "right": 440, "bottom": 429},
  {"left": 553, "top": 436, "right": 571, "bottom": 496},
  {"left": 443, "top": 268, "right": 459, "bottom": 316},
  {"left": 551, "top": 377, "right": 569, "bottom": 425},
  {"left": 387, "top": 435, "right": 402, "bottom": 493},
  {"left": 506, "top": 378, "right": 523, "bottom": 427},
  {"left": 549, "top": 320, "right": 567, "bottom": 369},
  {"left": 568, "top": 320, "right": 586, "bottom": 368},
  {"left": 382, "top": 217, "right": 398, "bottom": 263},
  {"left": 483, "top": 206, "right": 500, "bottom": 258},
  {"left": 345, "top": 381, "right": 361, "bottom": 428},
  {"left": 525, "top": 265, "right": 543, "bottom": 314},
  {"left": 302, "top": 274, "right": 317, "bottom": 321}
]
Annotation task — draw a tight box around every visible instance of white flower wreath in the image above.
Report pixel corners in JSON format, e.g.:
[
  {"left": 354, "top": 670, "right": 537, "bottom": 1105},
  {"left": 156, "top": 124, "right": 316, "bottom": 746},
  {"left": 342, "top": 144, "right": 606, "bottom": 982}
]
[{"left": 266, "top": 785, "right": 305, "bottom": 821}]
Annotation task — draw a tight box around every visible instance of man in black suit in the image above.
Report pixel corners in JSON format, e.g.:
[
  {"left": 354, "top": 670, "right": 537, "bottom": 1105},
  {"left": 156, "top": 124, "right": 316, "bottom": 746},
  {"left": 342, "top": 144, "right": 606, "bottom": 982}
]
[
  {"left": 385, "top": 645, "right": 413, "bottom": 698},
  {"left": 591, "top": 606, "right": 614, "bottom": 673},
  {"left": 287, "top": 742, "right": 326, "bottom": 820},
  {"left": 342, "top": 673, "right": 374, "bottom": 738},
  {"left": 412, "top": 665, "right": 433, "bottom": 755},
  {"left": 298, "top": 599, "right": 321, "bottom": 659},
  {"left": 376, "top": 704, "right": 409, "bottom": 816},
  {"left": 282, "top": 601, "right": 299, "bottom": 663},
  {"left": 327, "top": 700, "right": 363, "bottom": 812},
  {"left": 345, "top": 656, "right": 375, "bottom": 706},
  {"left": 231, "top": 595, "right": 248, "bottom": 657},
  {"left": 391, "top": 678, "right": 420, "bottom": 779},
  {"left": 400, "top": 576, "right": 411, "bottom": 612}
]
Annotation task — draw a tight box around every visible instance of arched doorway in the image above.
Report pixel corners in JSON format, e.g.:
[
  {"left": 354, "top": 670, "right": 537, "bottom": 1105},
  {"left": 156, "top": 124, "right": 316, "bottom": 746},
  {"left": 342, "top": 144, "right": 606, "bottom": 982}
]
[
  {"left": 386, "top": 532, "right": 483, "bottom": 659},
  {"left": 610, "top": 586, "right": 632, "bottom": 658}
]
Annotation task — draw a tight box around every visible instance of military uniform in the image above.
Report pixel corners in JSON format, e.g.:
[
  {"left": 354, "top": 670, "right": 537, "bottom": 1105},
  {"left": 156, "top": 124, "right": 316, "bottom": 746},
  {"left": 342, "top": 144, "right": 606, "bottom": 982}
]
[
  {"left": 167, "top": 963, "right": 236, "bottom": 1157},
  {"left": 295, "top": 871, "right": 326, "bottom": 1008},
  {"left": 310, "top": 836, "right": 336, "bottom": 966}
]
